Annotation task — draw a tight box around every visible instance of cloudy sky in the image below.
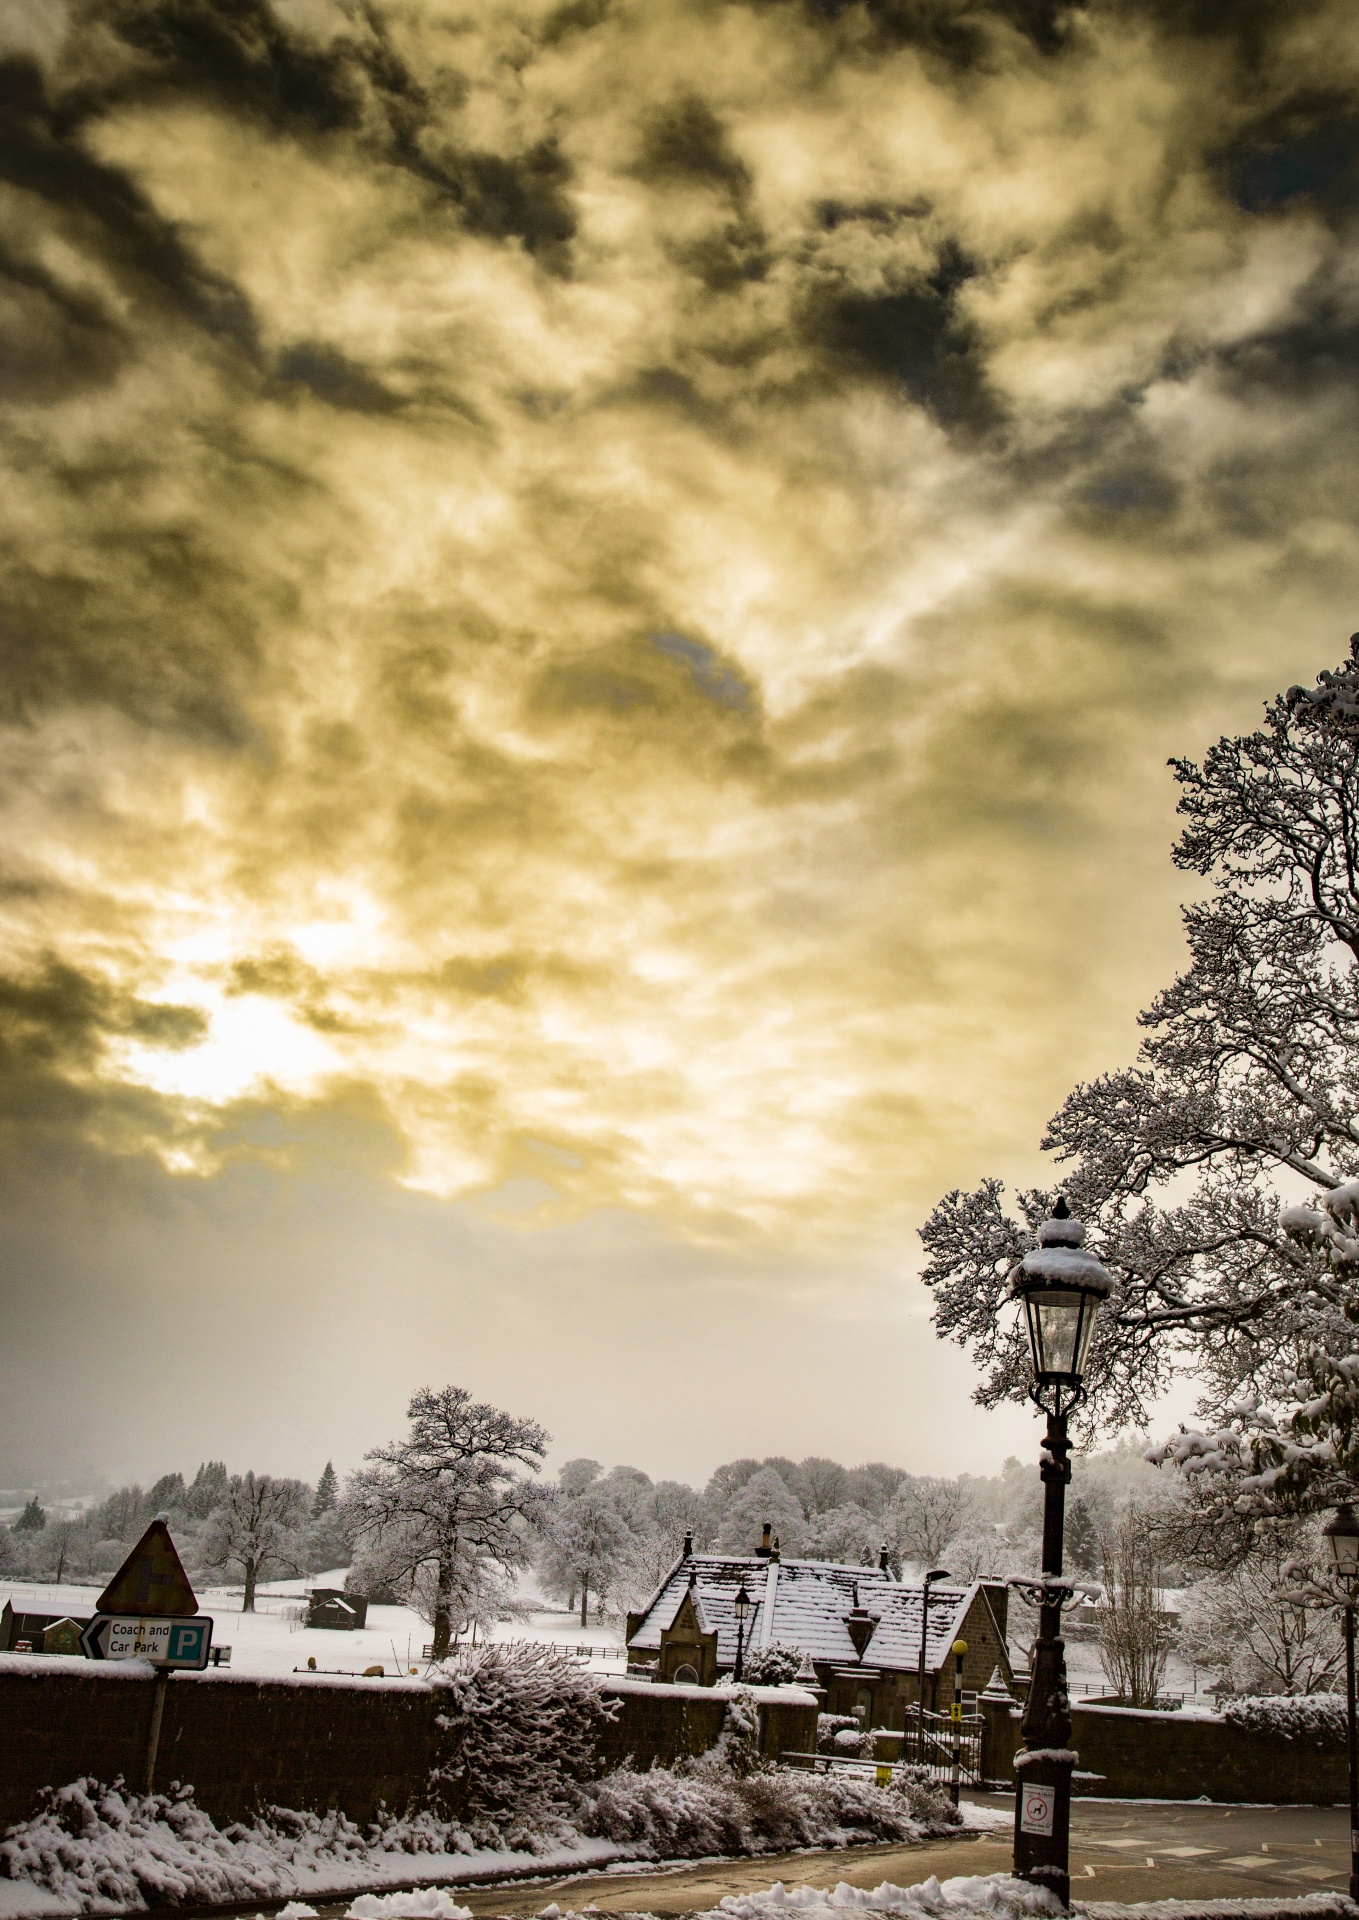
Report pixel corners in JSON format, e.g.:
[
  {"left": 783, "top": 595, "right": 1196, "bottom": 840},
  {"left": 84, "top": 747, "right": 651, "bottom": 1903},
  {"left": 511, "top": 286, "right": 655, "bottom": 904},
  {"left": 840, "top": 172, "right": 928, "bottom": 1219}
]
[{"left": 2, "top": 0, "right": 1357, "bottom": 1489}]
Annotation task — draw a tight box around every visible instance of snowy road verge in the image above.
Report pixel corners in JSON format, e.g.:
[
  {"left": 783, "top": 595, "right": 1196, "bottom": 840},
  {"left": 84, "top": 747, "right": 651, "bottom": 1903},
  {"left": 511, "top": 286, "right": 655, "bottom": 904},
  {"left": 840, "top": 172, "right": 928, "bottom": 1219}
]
[{"left": 0, "top": 1768, "right": 972, "bottom": 1920}]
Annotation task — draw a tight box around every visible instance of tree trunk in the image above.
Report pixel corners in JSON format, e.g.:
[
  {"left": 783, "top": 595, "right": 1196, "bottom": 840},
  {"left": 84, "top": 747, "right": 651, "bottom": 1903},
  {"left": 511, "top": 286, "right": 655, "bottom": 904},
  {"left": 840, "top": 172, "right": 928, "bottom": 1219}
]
[
  {"left": 243, "top": 1557, "right": 257, "bottom": 1612},
  {"left": 430, "top": 1548, "right": 454, "bottom": 1660},
  {"left": 580, "top": 1584, "right": 588, "bottom": 1628}
]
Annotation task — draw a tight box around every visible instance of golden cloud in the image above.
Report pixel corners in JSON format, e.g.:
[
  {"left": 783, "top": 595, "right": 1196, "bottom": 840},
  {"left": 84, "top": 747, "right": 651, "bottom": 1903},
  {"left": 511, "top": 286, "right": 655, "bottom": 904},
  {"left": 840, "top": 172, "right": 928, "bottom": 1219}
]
[{"left": 2, "top": 0, "right": 1359, "bottom": 1244}]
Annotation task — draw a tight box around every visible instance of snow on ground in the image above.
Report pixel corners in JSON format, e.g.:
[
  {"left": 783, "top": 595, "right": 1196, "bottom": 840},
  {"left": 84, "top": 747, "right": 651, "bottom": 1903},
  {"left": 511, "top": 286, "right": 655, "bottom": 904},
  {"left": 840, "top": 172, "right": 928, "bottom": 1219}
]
[
  {"left": 0, "top": 1577, "right": 625, "bottom": 1680},
  {"left": 701, "top": 1876, "right": 1063, "bottom": 1919}
]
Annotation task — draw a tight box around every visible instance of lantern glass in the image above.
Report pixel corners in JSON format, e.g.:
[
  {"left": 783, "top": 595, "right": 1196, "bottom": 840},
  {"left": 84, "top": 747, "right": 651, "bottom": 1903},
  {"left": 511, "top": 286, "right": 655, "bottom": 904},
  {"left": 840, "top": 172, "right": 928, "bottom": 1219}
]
[
  {"left": 1325, "top": 1504, "right": 1359, "bottom": 1580},
  {"left": 1023, "top": 1287, "right": 1098, "bottom": 1385},
  {"left": 733, "top": 1583, "right": 752, "bottom": 1622}
]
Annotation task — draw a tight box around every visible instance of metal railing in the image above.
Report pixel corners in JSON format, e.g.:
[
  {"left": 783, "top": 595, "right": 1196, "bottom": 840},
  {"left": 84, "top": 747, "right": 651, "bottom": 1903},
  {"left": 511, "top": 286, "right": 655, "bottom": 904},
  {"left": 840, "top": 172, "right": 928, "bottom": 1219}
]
[{"left": 902, "top": 1706, "right": 985, "bottom": 1786}]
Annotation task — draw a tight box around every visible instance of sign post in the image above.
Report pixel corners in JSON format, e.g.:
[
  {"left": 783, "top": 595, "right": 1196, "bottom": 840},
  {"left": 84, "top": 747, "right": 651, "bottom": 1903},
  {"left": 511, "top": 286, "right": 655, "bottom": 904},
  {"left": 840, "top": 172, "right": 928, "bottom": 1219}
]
[{"left": 82, "top": 1517, "right": 210, "bottom": 1792}]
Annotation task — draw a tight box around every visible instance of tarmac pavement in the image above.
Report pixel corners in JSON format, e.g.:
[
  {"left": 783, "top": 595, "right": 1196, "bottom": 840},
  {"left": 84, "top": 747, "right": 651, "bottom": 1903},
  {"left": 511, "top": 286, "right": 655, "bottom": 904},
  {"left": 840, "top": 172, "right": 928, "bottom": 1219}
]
[{"left": 448, "top": 1797, "right": 1358, "bottom": 1916}]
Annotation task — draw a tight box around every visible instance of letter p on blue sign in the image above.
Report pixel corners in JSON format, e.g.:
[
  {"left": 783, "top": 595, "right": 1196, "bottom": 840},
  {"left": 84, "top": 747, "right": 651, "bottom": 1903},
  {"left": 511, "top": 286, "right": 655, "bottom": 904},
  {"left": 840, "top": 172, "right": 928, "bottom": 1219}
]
[{"left": 166, "top": 1620, "right": 212, "bottom": 1669}]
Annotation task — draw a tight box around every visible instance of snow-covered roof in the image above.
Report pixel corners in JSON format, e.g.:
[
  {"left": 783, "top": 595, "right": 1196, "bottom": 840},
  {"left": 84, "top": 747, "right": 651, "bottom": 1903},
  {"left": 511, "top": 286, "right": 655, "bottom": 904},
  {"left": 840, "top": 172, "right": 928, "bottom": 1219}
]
[{"left": 627, "top": 1554, "right": 986, "bottom": 1675}]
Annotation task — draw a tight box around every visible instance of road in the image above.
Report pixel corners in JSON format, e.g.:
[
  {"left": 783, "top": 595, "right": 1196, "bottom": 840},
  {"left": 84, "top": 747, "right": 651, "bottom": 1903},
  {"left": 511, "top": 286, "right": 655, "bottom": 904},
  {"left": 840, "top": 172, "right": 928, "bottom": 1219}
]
[{"left": 445, "top": 1797, "right": 1355, "bottom": 1915}]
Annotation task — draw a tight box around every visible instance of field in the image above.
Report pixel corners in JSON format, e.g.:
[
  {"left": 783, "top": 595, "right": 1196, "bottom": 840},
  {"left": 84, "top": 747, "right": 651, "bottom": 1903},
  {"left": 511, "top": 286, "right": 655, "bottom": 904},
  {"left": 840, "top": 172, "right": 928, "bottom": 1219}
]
[{"left": 0, "top": 1574, "right": 626, "bottom": 1678}]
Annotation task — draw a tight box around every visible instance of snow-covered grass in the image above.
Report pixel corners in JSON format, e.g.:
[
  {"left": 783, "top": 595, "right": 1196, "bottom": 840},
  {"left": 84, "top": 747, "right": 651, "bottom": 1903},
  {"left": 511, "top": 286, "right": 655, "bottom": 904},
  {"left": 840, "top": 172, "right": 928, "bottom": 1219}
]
[{"left": 0, "top": 1578, "right": 624, "bottom": 1680}]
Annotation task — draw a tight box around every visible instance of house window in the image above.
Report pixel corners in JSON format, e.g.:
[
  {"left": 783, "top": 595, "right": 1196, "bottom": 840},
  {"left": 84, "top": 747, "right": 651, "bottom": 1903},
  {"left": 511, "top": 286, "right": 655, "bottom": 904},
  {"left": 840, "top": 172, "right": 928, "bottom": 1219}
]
[{"left": 674, "top": 1663, "right": 699, "bottom": 1683}]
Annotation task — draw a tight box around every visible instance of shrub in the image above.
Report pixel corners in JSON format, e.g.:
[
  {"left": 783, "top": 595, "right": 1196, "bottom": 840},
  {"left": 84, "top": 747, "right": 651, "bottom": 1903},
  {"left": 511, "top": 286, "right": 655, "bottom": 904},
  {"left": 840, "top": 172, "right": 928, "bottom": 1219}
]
[
  {"left": 817, "top": 1712, "right": 860, "bottom": 1753},
  {"left": 741, "top": 1643, "right": 804, "bottom": 1687},
  {"left": 700, "top": 1687, "right": 764, "bottom": 1777},
  {"left": 1221, "top": 1693, "right": 1347, "bottom": 1746},
  {"left": 576, "top": 1762, "right": 953, "bottom": 1858},
  {"left": 889, "top": 1762, "right": 962, "bottom": 1829},
  {"left": 430, "top": 1641, "right": 616, "bottom": 1841}
]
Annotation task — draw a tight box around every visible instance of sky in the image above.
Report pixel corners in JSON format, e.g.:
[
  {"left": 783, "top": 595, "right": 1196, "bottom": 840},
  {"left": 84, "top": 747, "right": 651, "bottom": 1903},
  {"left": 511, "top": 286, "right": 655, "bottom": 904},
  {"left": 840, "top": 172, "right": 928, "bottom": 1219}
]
[{"left": 2, "top": 0, "right": 1358, "bottom": 1491}]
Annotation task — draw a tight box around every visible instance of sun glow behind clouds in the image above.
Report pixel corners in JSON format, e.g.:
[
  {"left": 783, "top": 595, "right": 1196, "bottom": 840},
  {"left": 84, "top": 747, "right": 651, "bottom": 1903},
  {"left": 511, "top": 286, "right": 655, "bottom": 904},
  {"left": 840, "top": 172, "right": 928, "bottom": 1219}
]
[{"left": 0, "top": 0, "right": 1356, "bottom": 1257}]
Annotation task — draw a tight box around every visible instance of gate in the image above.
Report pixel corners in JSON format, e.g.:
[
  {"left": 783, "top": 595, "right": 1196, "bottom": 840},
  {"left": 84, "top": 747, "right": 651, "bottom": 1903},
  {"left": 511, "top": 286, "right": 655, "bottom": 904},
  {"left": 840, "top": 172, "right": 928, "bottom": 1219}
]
[{"left": 902, "top": 1706, "right": 984, "bottom": 1786}]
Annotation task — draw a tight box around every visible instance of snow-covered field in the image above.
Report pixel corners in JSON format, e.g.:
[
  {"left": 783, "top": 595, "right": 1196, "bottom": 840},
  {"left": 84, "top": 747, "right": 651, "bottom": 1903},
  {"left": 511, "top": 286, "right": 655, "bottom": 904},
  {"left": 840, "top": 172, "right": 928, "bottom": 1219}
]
[{"left": 0, "top": 1577, "right": 624, "bottom": 1679}]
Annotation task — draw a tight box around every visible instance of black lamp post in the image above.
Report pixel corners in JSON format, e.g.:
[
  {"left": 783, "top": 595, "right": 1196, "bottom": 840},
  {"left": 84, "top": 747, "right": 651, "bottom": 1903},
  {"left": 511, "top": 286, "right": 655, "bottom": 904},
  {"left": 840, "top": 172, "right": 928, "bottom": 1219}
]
[
  {"left": 1008, "top": 1197, "right": 1111, "bottom": 1912},
  {"left": 733, "top": 1580, "right": 752, "bottom": 1681},
  {"left": 950, "top": 1636, "right": 968, "bottom": 1806},
  {"left": 917, "top": 1566, "right": 951, "bottom": 1766},
  {"left": 1324, "top": 1503, "right": 1359, "bottom": 1902}
]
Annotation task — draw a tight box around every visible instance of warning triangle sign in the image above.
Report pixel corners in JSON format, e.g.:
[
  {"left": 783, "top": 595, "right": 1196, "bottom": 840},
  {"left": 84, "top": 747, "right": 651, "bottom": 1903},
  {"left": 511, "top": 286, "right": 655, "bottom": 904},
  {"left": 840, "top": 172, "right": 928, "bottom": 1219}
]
[{"left": 97, "top": 1518, "right": 198, "bottom": 1617}]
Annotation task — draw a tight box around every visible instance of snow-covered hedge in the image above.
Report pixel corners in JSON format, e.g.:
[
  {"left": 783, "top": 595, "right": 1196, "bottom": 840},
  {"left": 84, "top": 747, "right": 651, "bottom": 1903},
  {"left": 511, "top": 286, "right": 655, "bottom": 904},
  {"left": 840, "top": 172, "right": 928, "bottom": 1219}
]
[
  {"left": 431, "top": 1641, "right": 616, "bottom": 1841},
  {"left": 577, "top": 1762, "right": 959, "bottom": 1859},
  {"left": 1220, "top": 1693, "right": 1347, "bottom": 1746}
]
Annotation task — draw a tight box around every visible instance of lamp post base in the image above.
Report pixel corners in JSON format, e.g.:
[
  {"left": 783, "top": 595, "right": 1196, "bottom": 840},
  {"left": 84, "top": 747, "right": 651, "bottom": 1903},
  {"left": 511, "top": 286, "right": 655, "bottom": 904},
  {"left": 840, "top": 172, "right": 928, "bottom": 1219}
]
[{"left": 1013, "top": 1754, "right": 1072, "bottom": 1912}]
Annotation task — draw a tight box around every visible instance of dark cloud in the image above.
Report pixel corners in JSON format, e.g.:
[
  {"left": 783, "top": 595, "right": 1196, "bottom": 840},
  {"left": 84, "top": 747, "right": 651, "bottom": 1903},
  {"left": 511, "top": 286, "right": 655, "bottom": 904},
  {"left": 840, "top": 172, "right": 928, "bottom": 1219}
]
[
  {"left": 803, "top": 237, "right": 998, "bottom": 430},
  {"left": 89, "top": 0, "right": 375, "bottom": 134},
  {"left": 637, "top": 95, "right": 752, "bottom": 197},
  {"left": 0, "top": 55, "right": 260, "bottom": 355},
  {"left": 1224, "top": 110, "right": 1359, "bottom": 215},
  {"left": 274, "top": 341, "right": 403, "bottom": 413}
]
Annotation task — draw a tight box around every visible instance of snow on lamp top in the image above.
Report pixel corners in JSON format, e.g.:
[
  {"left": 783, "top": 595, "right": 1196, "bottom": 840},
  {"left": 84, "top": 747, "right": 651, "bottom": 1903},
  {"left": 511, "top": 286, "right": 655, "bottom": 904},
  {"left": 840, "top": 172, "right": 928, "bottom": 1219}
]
[
  {"left": 1011, "top": 1198, "right": 1111, "bottom": 1389},
  {"left": 1014, "top": 1200, "right": 1112, "bottom": 1298}
]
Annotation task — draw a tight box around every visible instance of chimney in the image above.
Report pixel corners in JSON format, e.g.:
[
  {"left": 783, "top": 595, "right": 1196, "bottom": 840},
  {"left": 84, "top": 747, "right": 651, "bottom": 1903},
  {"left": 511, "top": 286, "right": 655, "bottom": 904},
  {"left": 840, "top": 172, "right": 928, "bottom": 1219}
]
[
  {"left": 878, "top": 1543, "right": 891, "bottom": 1573},
  {"left": 770, "top": 1533, "right": 781, "bottom": 1563},
  {"left": 756, "top": 1521, "right": 772, "bottom": 1559},
  {"left": 683, "top": 1530, "right": 693, "bottom": 1558}
]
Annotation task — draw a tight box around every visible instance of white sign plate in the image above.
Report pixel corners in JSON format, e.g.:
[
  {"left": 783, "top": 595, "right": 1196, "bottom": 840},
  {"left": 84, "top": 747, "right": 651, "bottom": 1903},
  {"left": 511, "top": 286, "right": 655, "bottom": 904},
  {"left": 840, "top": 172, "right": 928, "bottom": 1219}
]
[
  {"left": 1019, "top": 1783, "right": 1056, "bottom": 1837},
  {"left": 80, "top": 1614, "right": 213, "bottom": 1670}
]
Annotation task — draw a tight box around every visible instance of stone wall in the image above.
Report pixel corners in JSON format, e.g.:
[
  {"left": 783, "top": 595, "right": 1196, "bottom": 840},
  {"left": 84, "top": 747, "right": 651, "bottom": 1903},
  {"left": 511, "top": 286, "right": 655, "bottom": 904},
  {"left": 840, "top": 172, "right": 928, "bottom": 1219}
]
[
  {"left": 978, "top": 1692, "right": 1348, "bottom": 1804},
  {"left": 0, "top": 1657, "right": 819, "bottom": 1832}
]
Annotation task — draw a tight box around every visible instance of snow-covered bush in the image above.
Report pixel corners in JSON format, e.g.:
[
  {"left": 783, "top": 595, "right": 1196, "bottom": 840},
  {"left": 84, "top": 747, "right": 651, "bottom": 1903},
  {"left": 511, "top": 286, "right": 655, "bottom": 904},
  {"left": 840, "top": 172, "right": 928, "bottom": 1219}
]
[
  {"left": 0, "top": 1779, "right": 291, "bottom": 1911},
  {"left": 699, "top": 1686, "right": 764, "bottom": 1777},
  {"left": 817, "top": 1713, "right": 860, "bottom": 1753},
  {"left": 1221, "top": 1693, "right": 1348, "bottom": 1746},
  {"left": 576, "top": 1762, "right": 954, "bottom": 1858},
  {"left": 430, "top": 1640, "right": 616, "bottom": 1841},
  {"left": 833, "top": 1727, "right": 875, "bottom": 1758},
  {"left": 741, "top": 1643, "right": 805, "bottom": 1687},
  {"left": 888, "top": 1764, "right": 961, "bottom": 1831}
]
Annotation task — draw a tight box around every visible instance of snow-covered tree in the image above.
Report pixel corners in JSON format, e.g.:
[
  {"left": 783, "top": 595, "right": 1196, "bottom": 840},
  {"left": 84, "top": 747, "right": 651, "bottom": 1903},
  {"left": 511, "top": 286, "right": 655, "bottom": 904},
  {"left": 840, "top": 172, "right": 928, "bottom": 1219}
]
[
  {"left": 185, "top": 1461, "right": 228, "bottom": 1520},
  {"left": 884, "top": 1478, "right": 974, "bottom": 1571},
  {"left": 345, "top": 1384, "right": 548, "bottom": 1658},
  {"left": 801, "top": 1503, "right": 878, "bottom": 1566},
  {"left": 558, "top": 1458, "right": 602, "bottom": 1496},
  {"left": 200, "top": 1472, "right": 310, "bottom": 1610},
  {"left": 1176, "top": 1518, "right": 1344, "bottom": 1697},
  {"left": 539, "top": 1489, "right": 635, "bottom": 1625},
  {"left": 1096, "top": 1509, "right": 1172, "bottom": 1707},
  {"left": 715, "top": 1467, "right": 806, "bottom": 1556},
  {"left": 799, "top": 1458, "right": 850, "bottom": 1515},
  {"left": 922, "top": 636, "right": 1359, "bottom": 1437},
  {"left": 14, "top": 1496, "right": 45, "bottom": 1533}
]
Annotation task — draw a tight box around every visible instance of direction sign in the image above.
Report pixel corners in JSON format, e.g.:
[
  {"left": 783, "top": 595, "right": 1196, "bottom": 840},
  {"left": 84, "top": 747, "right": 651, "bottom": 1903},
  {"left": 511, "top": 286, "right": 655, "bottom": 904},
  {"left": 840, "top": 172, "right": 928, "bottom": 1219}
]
[{"left": 80, "top": 1614, "right": 213, "bottom": 1670}]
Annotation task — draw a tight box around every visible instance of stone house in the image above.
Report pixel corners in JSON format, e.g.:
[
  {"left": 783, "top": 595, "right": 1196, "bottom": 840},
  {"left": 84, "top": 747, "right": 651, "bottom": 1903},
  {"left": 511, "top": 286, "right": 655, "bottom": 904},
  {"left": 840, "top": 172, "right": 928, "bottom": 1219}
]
[{"left": 625, "top": 1533, "right": 1014, "bottom": 1730}]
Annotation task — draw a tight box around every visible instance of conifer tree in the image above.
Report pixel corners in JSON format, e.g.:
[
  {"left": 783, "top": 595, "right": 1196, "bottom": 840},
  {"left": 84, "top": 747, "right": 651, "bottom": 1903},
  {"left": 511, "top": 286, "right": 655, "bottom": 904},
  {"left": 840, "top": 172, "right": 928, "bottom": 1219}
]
[{"left": 313, "top": 1460, "right": 338, "bottom": 1517}]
